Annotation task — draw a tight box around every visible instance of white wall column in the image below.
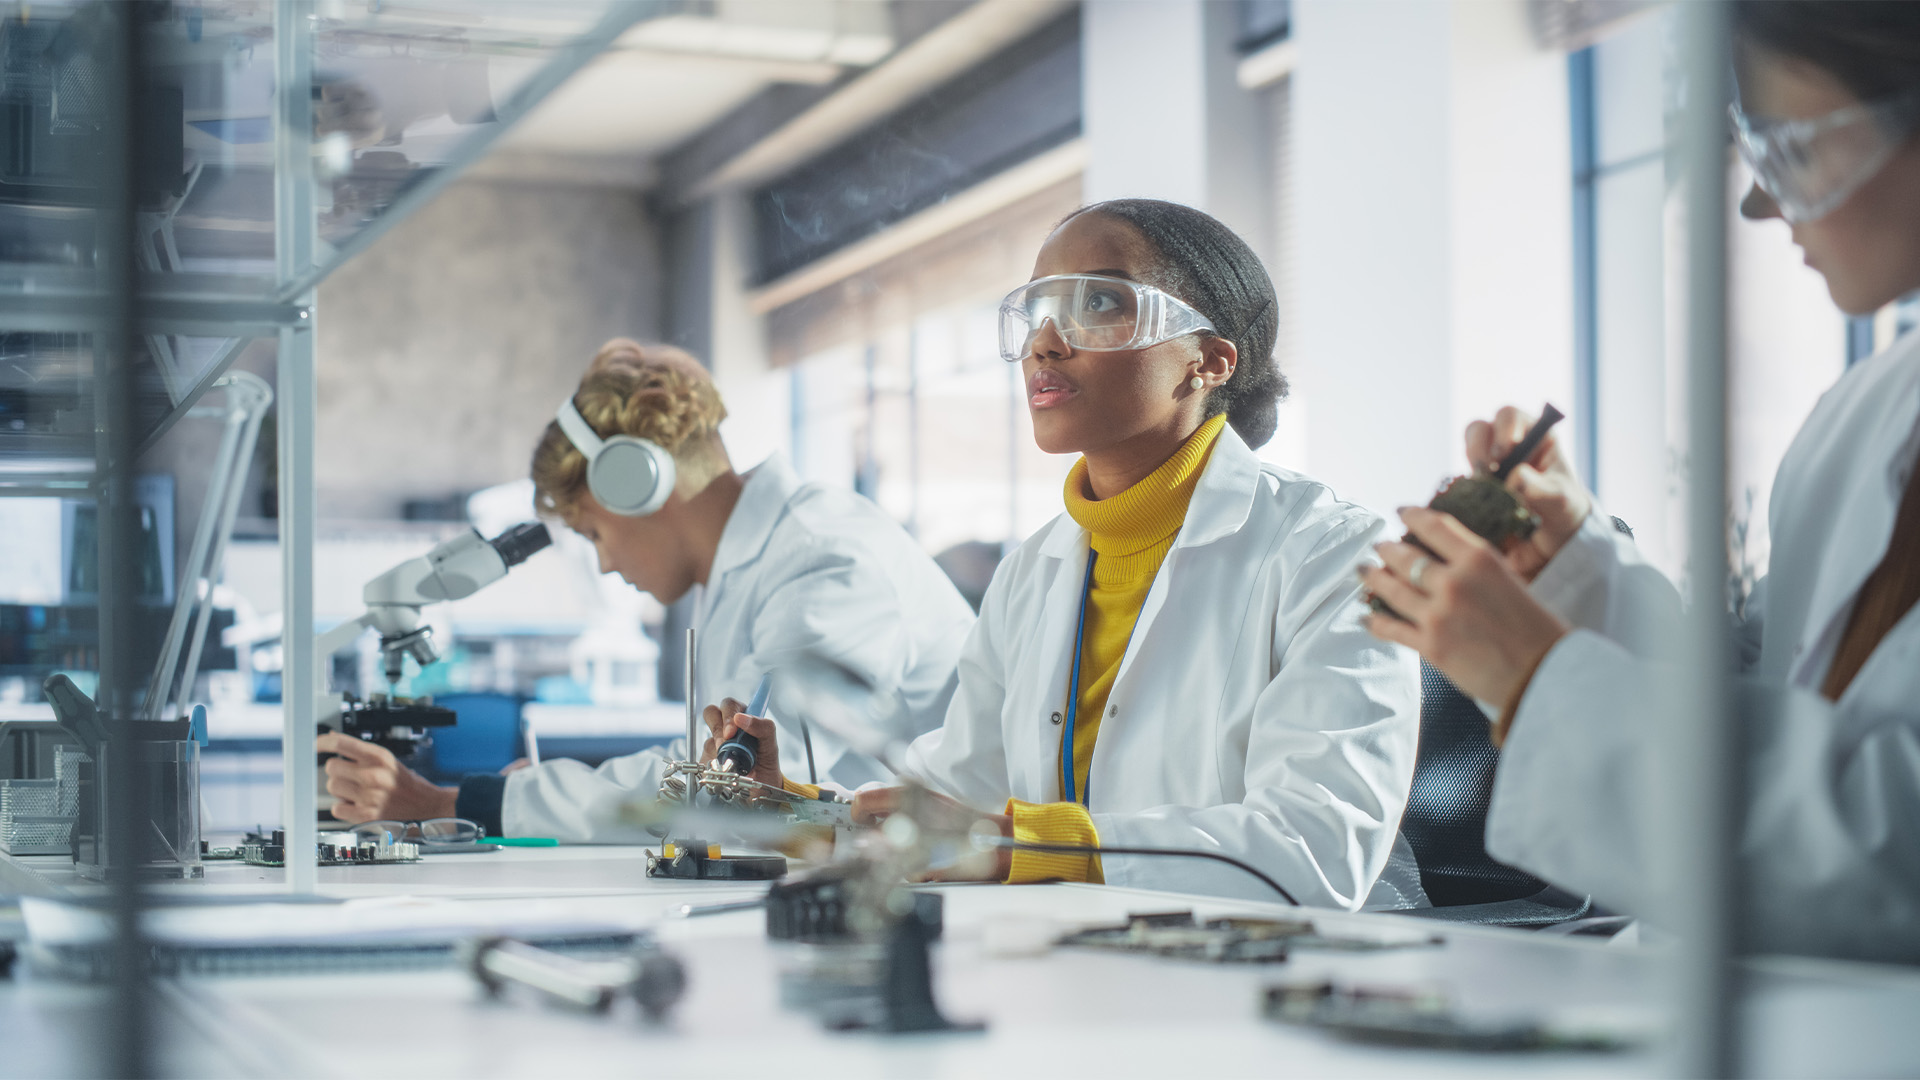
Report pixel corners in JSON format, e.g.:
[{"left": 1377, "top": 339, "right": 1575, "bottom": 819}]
[
  {"left": 1293, "top": 0, "right": 1573, "bottom": 517},
  {"left": 1082, "top": 0, "right": 1274, "bottom": 270},
  {"left": 707, "top": 191, "right": 788, "bottom": 473}
]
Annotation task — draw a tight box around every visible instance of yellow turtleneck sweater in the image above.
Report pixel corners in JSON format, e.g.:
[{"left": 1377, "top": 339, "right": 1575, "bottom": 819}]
[{"left": 1005, "top": 414, "right": 1226, "bottom": 884}]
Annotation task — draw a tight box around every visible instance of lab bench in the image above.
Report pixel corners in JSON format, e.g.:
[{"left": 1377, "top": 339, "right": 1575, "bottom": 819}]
[{"left": 3, "top": 846, "right": 1918, "bottom": 1078}]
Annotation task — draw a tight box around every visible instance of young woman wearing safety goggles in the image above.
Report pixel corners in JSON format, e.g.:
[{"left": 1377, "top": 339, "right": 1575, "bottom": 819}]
[
  {"left": 708, "top": 198, "right": 1426, "bottom": 909},
  {"left": 1361, "top": 1, "right": 1920, "bottom": 961}
]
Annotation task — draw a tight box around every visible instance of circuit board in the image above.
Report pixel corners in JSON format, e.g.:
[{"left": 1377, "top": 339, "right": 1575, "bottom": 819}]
[
  {"left": 204, "top": 829, "right": 421, "bottom": 867},
  {"left": 1057, "top": 911, "right": 1439, "bottom": 964},
  {"left": 1262, "top": 980, "right": 1637, "bottom": 1051}
]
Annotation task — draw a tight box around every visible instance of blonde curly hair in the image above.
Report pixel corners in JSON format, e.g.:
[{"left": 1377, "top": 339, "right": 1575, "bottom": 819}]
[{"left": 532, "top": 339, "right": 731, "bottom": 522}]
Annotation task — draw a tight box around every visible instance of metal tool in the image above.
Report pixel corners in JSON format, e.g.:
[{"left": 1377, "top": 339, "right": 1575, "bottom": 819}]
[
  {"left": 670, "top": 897, "right": 767, "bottom": 918},
  {"left": 646, "top": 840, "right": 786, "bottom": 881},
  {"left": 684, "top": 627, "right": 698, "bottom": 755},
  {"left": 714, "top": 674, "right": 772, "bottom": 775},
  {"left": 464, "top": 936, "right": 687, "bottom": 1021}
]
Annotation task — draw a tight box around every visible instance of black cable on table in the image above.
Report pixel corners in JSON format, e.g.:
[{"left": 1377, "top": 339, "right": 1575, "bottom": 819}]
[{"left": 989, "top": 839, "right": 1299, "bottom": 907}]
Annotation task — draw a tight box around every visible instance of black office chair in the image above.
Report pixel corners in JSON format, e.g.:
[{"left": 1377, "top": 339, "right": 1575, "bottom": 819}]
[{"left": 1397, "top": 662, "right": 1593, "bottom": 928}]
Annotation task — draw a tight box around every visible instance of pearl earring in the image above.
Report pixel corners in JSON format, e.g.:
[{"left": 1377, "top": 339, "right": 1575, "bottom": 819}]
[{"left": 1190, "top": 375, "right": 1204, "bottom": 390}]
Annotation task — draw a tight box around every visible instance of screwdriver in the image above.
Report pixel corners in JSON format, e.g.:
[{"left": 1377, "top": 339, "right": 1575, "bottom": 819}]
[{"left": 714, "top": 674, "right": 772, "bottom": 775}]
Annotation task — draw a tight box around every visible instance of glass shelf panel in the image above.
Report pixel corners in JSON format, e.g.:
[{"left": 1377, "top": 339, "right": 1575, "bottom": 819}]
[
  {"left": 0, "top": 0, "right": 643, "bottom": 287},
  {"left": 0, "top": 0, "right": 647, "bottom": 478}
]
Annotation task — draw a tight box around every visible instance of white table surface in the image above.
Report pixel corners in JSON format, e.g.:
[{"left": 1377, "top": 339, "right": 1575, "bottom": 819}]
[{"left": 4, "top": 847, "right": 1919, "bottom": 1078}]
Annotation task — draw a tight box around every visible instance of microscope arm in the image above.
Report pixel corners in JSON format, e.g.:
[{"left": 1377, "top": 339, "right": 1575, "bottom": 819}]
[
  {"left": 316, "top": 612, "right": 375, "bottom": 664},
  {"left": 315, "top": 522, "right": 552, "bottom": 693}
]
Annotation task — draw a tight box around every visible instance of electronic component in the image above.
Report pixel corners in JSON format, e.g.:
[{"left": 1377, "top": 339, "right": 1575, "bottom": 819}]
[
  {"left": 765, "top": 862, "right": 943, "bottom": 944},
  {"left": 223, "top": 828, "right": 421, "bottom": 867},
  {"left": 1262, "top": 979, "right": 1637, "bottom": 1052},
  {"left": 1056, "top": 911, "right": 1439, "bottom": 964},
  {"left": 778, "top": 895, "right": 981, "bottom": 1035},
  {"left": 645, "top": 840, "right": 786, "bottom": 881}
]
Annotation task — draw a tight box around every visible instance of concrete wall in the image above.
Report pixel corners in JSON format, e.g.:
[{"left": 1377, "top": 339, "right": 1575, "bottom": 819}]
[{"left": 312, "top": 179, "right": 664, "bottom": 520}]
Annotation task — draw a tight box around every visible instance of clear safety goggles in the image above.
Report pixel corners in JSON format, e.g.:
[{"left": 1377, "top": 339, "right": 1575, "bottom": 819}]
[
  {"left": 350, "top": 817, "right": 484, "bottom": 846},
  {"left": 1731, "top": 91, "right": 1920, "bottom": 224},
  {"left": 998, "top": 274, "right": 1217, "bottom": 362}
]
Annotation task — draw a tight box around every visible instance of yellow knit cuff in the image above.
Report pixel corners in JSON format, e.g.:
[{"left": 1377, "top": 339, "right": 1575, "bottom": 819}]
[
  {"left": 1004, "top": 799, "right": 1103, "bottom": 884},
  {"left": 781, "top": 777, "right": 823, "bottom": 802}
]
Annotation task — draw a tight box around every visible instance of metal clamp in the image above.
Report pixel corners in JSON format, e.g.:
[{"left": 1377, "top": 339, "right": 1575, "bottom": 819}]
[{"left": 463, "top": 937, "right": 687, "bottom": 1021}]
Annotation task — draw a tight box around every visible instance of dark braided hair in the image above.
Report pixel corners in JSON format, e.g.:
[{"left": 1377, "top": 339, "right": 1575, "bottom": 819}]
[
  {"left": 1061, "top": 199, "right": 1287, "bottom": 449},
  {"left": 1734, "top": 2, "right": 1920, "bottom": 101}
]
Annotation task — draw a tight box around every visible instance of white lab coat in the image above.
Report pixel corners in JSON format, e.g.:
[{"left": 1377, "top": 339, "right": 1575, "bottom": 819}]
[
  {"left": 501, "top": 454, "right": 977, "bottom": 841},
  {"left": 901, "top": 426, "right": 1426, "bottom": 910},
  {"left": 1488, "top": 329, "right": 1920, "bottom": 961}
]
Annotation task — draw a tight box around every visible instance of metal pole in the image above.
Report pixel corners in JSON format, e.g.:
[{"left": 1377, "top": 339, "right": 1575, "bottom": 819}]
[
  {"left": 146, "top": 384, "right": 248, "bottom": 716},
  {"left": 1670, "top": 2, "right": 1739, "bottom": 1075},
  {"left": 173, "top": 375, "right": 273, "bottom": 720},
  {"left": 684, "top": 628, "right": 698, "bottom": 755},
  {"left": 275, "top": 0, "right": 319, "bottom": 896},
  {"left": 1568, "top": 46, "right": 1601, "bottom": 491},
  {"left": 94, "top": 5, "right": 151, "bottom": 1074}
]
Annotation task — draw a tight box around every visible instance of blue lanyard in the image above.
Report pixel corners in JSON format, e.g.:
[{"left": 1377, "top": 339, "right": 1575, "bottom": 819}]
[{"left": 1060, "top": 553, "right": 1097, "bottom": 805}]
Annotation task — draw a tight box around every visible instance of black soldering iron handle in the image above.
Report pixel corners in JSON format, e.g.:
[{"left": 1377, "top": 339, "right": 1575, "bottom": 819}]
[
  {"left": 715, "top": 729, "right": 760, "bottom": 775},
  {"left": 1491, "top": 403, "right": 1566, "bottom": 482}
]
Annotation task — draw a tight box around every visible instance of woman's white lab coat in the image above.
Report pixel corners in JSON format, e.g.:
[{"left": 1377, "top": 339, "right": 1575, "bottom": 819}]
[
  {"left": 1488, "top": 330, "right": 1920, "bottom": 961},
  {"left": 902, "top": 426, "right": 1426, "bottom": 910},
  {"left": 500, "top": 454, "right": 977, "bottom": 841}
]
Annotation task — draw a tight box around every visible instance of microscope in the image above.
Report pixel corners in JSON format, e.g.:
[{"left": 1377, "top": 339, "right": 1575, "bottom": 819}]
[{"left": 314, "top": 522, "right": 551, "bottom": 781}]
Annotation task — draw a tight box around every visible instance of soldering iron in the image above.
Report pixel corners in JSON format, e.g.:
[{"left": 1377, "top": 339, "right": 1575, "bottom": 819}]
[{"left": 714, "top": 674, "right": 772, "bottom": 775}]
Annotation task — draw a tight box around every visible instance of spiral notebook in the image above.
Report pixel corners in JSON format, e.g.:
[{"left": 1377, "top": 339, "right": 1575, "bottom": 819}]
[{"left": 20, "top": 895, "right": 648, "bottom": 979}]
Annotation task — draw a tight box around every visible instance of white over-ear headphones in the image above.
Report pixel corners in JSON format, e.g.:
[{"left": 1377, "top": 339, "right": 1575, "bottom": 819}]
[{"left": 555, "top": 398, "right": 677, "bottom": 517}]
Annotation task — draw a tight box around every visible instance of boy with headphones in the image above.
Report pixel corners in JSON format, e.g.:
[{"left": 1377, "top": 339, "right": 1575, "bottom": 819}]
[{"left": 317, "top": 340, "right": 976, "bottom": 840}]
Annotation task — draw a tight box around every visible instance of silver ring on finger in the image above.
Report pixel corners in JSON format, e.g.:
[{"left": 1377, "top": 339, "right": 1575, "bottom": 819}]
[{"left": 1407, "top": 554, "right": 1433, "bottom": 591}]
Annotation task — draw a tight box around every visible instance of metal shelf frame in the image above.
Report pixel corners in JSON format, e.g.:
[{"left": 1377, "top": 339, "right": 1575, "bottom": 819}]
[
  {"left": 0, "top": 3, "right": 654, "bottom": 1073},
  {"left": 0, "top": 0, "right": 656, "bottom": 499}
]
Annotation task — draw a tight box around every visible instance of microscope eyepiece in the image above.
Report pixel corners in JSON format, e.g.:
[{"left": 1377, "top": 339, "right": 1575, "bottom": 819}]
[{"left": 489, "top": 522, "right": 553, "bottom": 567}]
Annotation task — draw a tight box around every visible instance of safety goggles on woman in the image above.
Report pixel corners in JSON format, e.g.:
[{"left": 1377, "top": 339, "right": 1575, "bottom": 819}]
[
  {"left": 999, "top": 274, "right": 1217, "bottom": 362},
  {"left": 1731, "top": 90, "right": 1920, "bottom": 224}
]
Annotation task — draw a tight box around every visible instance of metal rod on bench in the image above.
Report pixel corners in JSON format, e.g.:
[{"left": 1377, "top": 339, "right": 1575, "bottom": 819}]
[{"left": 685, "top": 628, "right": 698, "bottom": 758}]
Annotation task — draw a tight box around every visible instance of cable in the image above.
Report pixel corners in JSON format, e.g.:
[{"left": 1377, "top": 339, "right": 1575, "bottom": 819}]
[
  {"left": 799, "top": 717, "right": 818, "bottom": 785},
  {"left": 984, "top": 839, "right": 1299, "bottom": 907}
]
